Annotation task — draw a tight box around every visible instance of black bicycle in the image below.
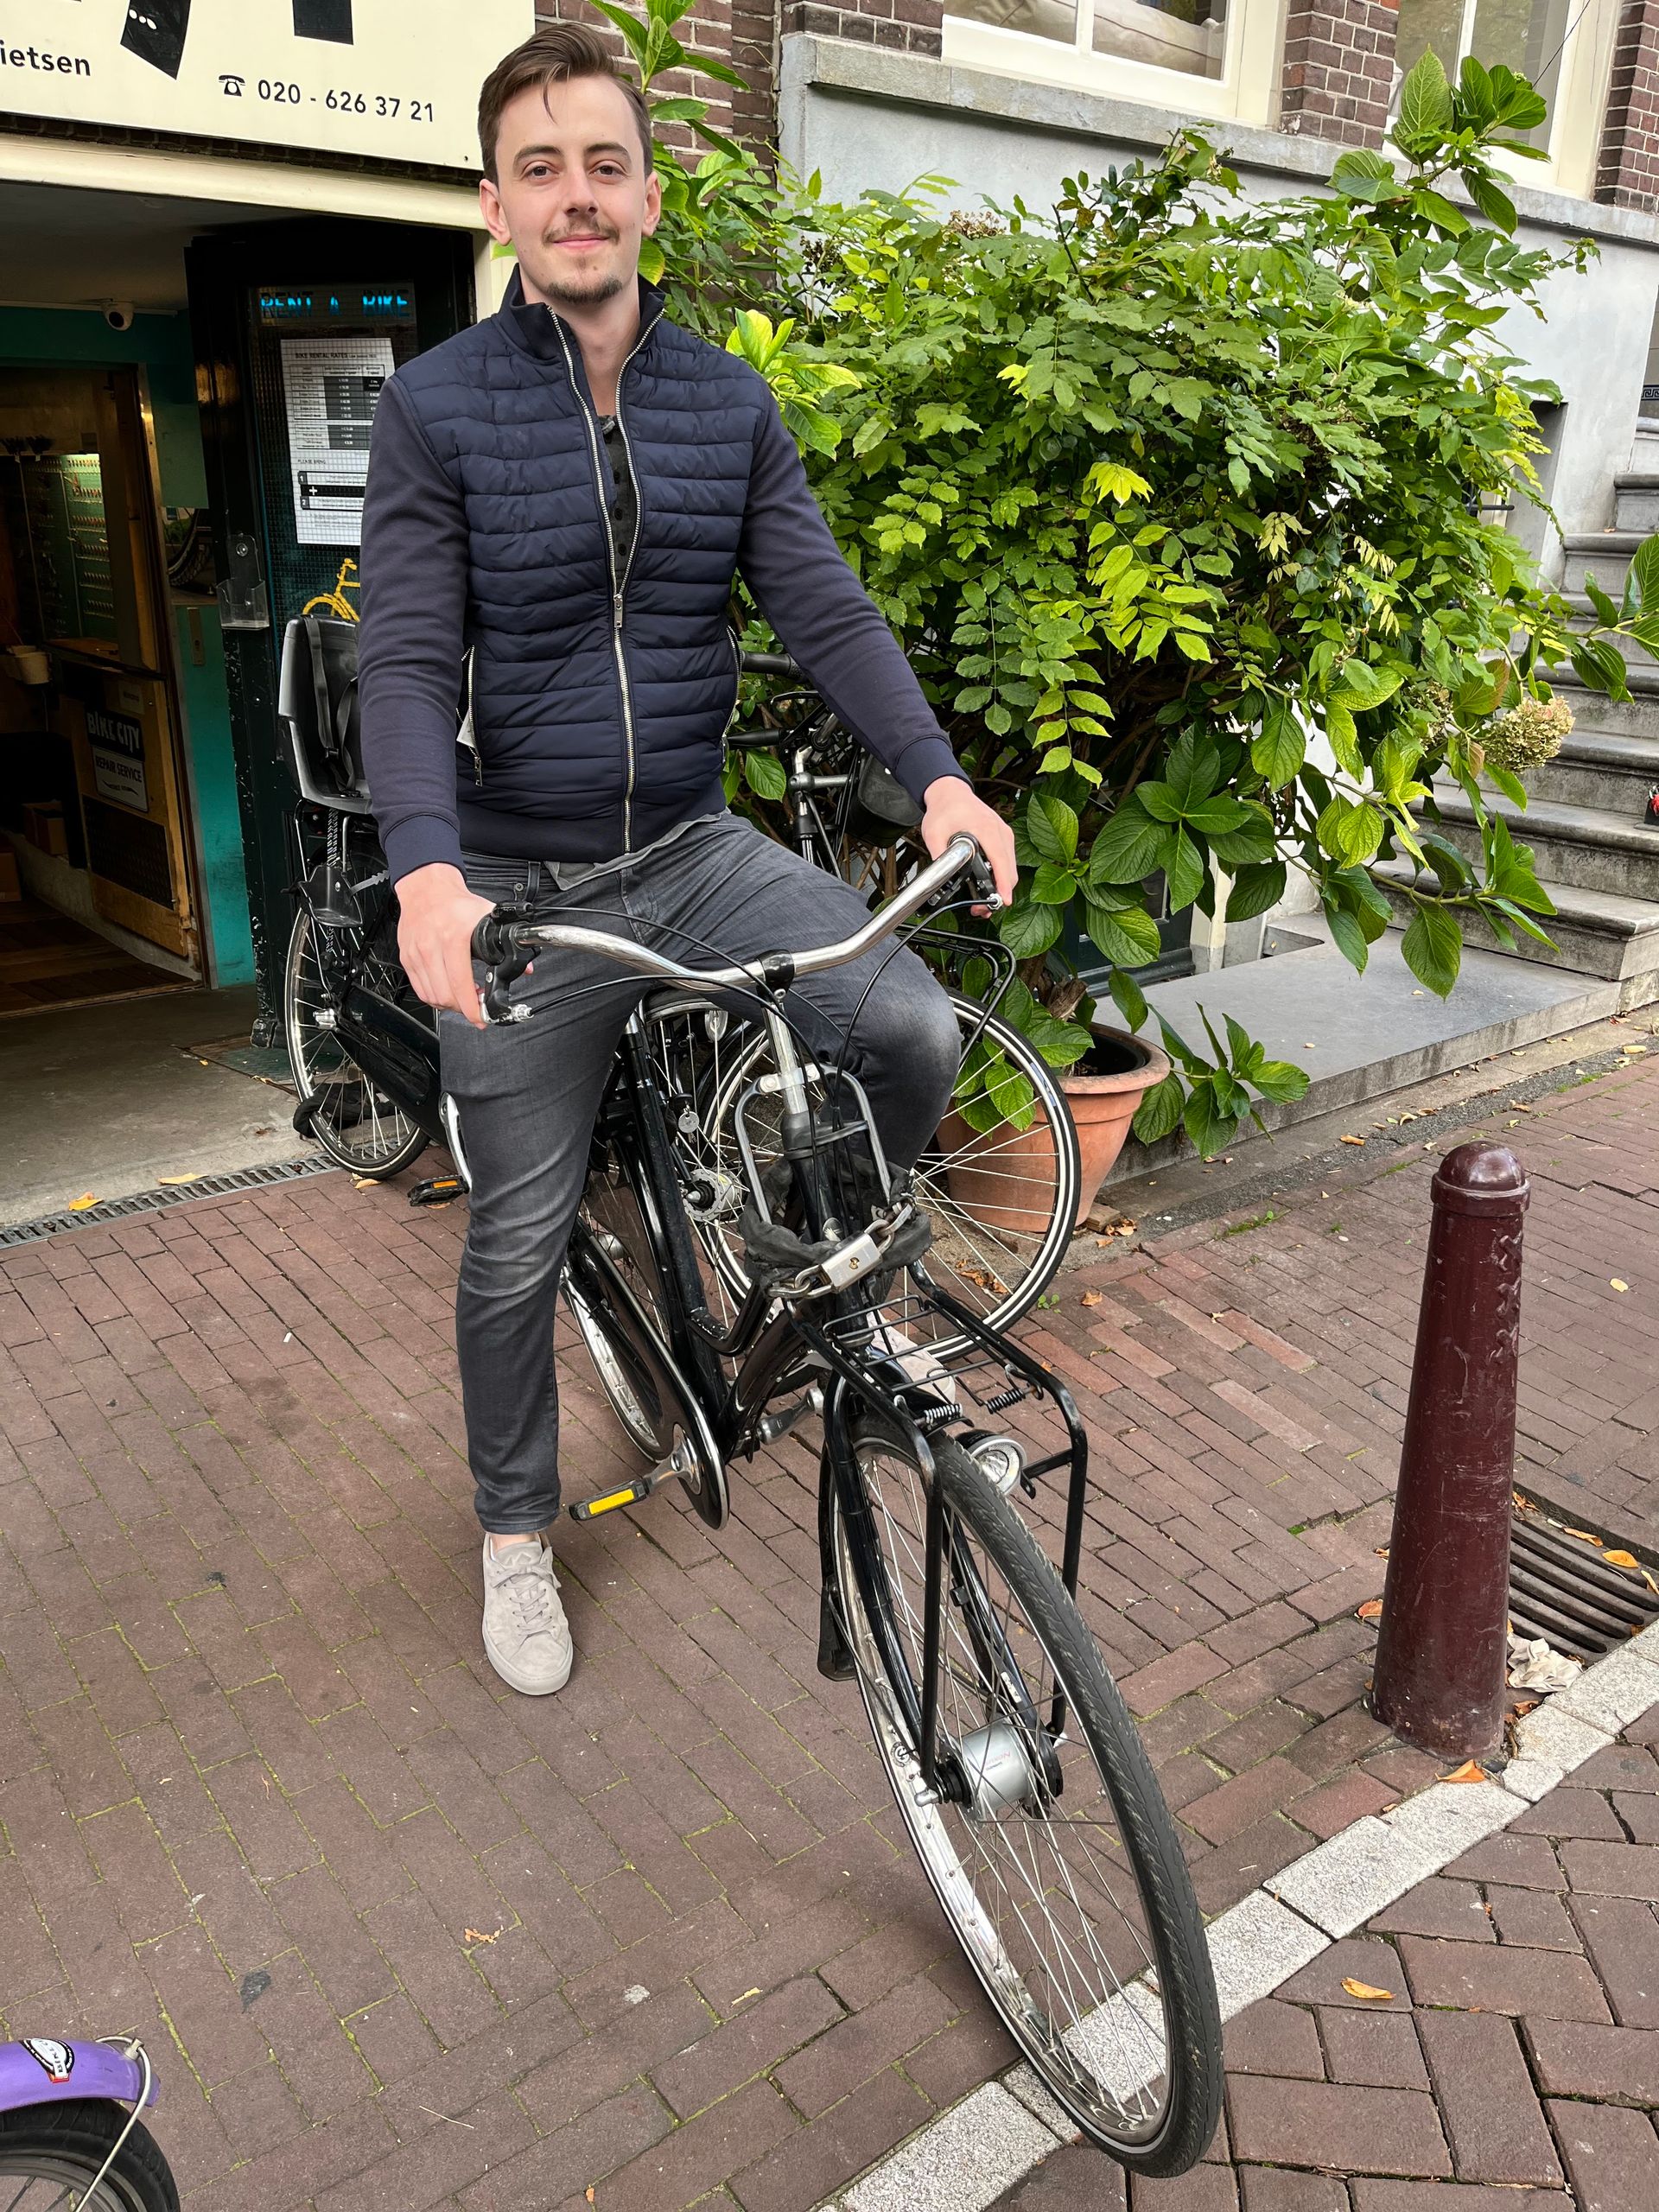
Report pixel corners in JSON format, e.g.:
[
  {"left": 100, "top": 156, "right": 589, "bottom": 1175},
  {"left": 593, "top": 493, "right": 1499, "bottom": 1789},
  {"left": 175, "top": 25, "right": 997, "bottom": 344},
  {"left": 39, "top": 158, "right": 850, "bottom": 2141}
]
[{"left": 471, "top": 832, "right": 1222, "bottom": 2176}]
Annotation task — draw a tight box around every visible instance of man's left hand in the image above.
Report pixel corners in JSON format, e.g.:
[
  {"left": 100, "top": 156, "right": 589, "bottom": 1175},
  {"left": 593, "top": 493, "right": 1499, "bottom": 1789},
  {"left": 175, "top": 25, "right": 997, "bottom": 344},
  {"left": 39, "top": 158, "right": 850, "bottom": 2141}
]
[{"left": 920, "top": 779, "right": 1017, "bottom": 910}]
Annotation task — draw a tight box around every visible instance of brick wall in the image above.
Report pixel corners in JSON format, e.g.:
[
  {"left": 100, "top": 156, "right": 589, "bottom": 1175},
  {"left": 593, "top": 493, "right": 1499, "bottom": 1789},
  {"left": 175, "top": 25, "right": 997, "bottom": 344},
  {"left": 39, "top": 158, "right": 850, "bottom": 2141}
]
[
  {"left": 1279, "top": 0, "right": 1399, "bottom": 146},
  {"left": 781, "top": 0, "right": 943, "bottom": 57},
  {"left": 532, "top": 0, "right": 741, "bottom": 150},
  {"left": 1596, "top": 0, "right": 1659, "bottom": 209}
]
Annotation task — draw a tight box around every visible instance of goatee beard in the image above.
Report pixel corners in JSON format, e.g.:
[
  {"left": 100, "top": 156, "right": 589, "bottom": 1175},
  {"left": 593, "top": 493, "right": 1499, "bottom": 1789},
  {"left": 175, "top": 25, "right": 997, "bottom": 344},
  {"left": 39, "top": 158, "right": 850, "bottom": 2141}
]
[{"left": 538, "top": 263, "right": 629, "bottom": 309}]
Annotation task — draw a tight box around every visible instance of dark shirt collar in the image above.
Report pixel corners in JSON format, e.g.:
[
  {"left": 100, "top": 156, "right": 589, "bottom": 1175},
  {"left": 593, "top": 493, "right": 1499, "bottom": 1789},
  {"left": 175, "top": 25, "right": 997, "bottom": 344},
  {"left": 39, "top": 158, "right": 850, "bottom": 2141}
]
[{"left": 499, "top": 264, "right": 666, "bottom": 372}]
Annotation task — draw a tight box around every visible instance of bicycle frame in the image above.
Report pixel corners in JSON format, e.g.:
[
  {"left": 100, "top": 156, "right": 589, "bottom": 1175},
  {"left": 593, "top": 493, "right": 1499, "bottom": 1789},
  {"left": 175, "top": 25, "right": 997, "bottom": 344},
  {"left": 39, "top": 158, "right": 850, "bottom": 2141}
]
[{"left": 577, "top": 971, "right": 1093, "bottom": 1804}]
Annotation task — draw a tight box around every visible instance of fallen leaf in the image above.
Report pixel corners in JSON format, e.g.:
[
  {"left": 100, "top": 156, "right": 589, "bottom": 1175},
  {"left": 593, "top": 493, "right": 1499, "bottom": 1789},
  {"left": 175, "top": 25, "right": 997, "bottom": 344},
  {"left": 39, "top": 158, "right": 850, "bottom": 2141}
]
[
  {"left": 1605, "top": 1550, "right": 1640, "bottom": 1570},
  {"left": 1081, "top": 1291, "right": 1102, "bottom": 1306},
  {"left": 463, "top": 1927, "right": 501, "bottom": 1946},
  {"left": 1611, "top": 1280, "right": 1630, "bottom": 1294},
  {"left": 1441, "top": 1759, "right": 1485, "bottom": 1783},
  {"left": 1512, "top": 1699, "right": 1540, "bottom": 1717},
  {"left": 353, "top": 1176, "right": 377, "bottom": 1191},
  {"left": 1376, "top": 1547, "right": 1389, "bottom": 1558},
  {"left": 1339, "top": 1135, "right": 1366, "bottom": 1146},
  {"left": 1624, "top": 1043, "right": 1648, "bottom": 1053},
  {"left": 1564, "top": 1527, "right": 1604, "bottom": 1546},
  {"left": 734, "top": 1987, "right": 761, "bottom": 2005},
  {"left": 1357, "top": 1599, "right": 1383, "bottom": 1621},
  {"left": 1341, "top": 1979, "right": 1395, "bottom": 2002},
  {"left": 587, "top": 2192, "right": 596, "bottom": 2204},
  {"left": 67, "top": 1192, "right": 99, "bottom": 1211},
  {"left": 157, "top": 1173, "right": 200, "bottom": 1185}
]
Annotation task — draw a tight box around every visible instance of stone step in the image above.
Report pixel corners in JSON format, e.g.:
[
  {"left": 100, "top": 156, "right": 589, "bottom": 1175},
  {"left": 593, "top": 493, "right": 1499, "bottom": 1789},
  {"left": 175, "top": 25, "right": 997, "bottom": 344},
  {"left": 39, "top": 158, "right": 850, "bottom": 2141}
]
[
  {"left": 1562, "top": 531, "right": 1645, "bottom": 595},
  {"left": 1372, "top": 858, "right": 1659, "bottom": 983},
  {"left": 1522, "top": 728, "right": 1659, "bottom": 811},
  {"left": 1548, "top": 673, "right": 1659, "bottom": 743},
  {"left": 1614, "top": 474, "right": 1659, "bottom": 533},
  {"left": 1425, "top": 783, "right": 1659, "bottom": 900}
]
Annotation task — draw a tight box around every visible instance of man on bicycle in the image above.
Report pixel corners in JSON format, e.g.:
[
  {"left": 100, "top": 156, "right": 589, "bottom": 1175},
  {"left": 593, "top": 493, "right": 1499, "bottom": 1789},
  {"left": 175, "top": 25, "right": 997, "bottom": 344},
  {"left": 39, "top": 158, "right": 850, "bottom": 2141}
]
[{"left": 357, "top": 23, "right": 1014, "bottom": 1698}]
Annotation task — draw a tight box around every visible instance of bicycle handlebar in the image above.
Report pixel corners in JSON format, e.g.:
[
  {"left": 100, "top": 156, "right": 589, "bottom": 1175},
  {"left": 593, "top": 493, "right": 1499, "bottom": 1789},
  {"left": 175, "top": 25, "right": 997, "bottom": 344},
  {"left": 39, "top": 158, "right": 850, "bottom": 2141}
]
[{"left": 469, "top": 834, "right": 995, "bottom": 1025}]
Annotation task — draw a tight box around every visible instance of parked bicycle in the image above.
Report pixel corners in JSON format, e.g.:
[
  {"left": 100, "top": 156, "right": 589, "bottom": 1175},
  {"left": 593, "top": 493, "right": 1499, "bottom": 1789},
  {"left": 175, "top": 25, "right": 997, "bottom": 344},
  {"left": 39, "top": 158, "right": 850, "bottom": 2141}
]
[
  {"left": 0, "top": 2035, "right": 175, "bottom": 2209},
  {"left": 470, "top": 832, "right": 1223, "bottom": 2174}
]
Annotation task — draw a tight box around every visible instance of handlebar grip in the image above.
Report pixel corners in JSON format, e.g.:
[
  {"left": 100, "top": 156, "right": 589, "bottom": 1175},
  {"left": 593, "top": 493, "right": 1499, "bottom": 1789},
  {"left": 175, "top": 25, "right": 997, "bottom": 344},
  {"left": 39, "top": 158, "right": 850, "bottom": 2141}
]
[
  {"left": 740, "top": 649, "right": 801, "bottom": 677},
  {"left": 470, "top": 912, "right": 518, "bottom": 964}
]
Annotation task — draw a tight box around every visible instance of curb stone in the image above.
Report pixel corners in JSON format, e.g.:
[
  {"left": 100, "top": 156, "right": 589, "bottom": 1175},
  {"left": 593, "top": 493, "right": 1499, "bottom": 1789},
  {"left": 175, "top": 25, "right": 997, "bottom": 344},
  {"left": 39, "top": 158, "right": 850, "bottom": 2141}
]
[{"left": 807, "top": 1618, "right": 1659, "bottom": 2210}]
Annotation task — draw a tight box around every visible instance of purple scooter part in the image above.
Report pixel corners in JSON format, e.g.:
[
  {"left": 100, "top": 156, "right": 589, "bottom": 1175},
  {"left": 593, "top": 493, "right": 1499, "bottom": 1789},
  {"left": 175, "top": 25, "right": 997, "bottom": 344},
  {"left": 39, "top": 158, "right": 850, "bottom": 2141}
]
[{"left": 0, "top": 2037, "right": 156, "bottom": 2113}]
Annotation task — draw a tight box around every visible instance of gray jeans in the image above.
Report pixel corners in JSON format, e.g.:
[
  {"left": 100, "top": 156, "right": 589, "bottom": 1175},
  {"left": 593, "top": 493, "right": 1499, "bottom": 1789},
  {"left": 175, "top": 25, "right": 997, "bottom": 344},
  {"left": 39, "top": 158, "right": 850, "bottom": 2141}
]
[{"left": 441, "top": 811, "right": 962, "bottom": 1533}]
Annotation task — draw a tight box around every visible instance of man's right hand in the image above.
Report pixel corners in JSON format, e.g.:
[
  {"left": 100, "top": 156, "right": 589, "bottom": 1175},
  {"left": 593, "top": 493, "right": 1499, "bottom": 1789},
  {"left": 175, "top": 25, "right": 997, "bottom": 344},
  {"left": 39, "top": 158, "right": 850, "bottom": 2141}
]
[{"left": 395, "top": 863, "right": 500, "bottom": 1031}]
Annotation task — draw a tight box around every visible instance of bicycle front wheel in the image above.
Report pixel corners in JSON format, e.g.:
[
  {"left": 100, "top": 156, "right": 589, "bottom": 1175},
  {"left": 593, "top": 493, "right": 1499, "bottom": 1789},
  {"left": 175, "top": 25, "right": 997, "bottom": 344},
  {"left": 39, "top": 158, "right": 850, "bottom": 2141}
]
[
  {"left": 0, "top": 2100, "right": 179, "bottom": 2211},
  {"left": 690, "top": 993, "right": 1079, "bottom": 1355},
  {"left": 828, "top": 1415, "right": 1222, "bottom": 2174}
]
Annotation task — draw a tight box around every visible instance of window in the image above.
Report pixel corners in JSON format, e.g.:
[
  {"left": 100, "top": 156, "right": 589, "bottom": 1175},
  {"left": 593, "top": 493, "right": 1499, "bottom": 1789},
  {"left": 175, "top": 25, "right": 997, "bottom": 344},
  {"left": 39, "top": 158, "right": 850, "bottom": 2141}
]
[
  {"left": 950, "top": 0, "right": 1228, "bottom": 81},
  {"left": 1394, "top": 0, "right": 1573, "bottom": 150}
]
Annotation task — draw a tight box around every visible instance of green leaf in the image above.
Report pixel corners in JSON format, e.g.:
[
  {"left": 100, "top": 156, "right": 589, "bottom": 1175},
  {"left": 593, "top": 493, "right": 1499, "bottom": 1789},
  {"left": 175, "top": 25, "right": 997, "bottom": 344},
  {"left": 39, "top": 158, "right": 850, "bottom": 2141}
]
[
  {"left": 1570, "top": 635, "right": 1632, "bottom": 703},
  {"left": 1090, "top": 800, "right": 1165, "bottom": 885},
  {"left": 1629, "top": 534, "right": 1659, "bottom": 614},
  {"left": 1254, "top": 698, "right": 1305, "bottom": 788},
  {"left": 1161, "top": 827, "right": 1205, "bottom": 912},
  {"left": 1137, "top": 781, "right": 1185, "bottom": 824},
  {"left": 1084, "top": 901, "right": 1162, "bottom": 967},
  {"left": 1251, "top": 1058, "right": 1311, "bottom": 1104},
  {"left": 1332, "top": 149, "right": 1400, "bottom": 200},
  {"left": 1332, "top": 661, "right": 1404, "bottom": 713},
  {"left": 1397, "top": 48, "right": 1454, "bottom": 145},
  {"left": 637, "top": 237, "right": 666, "bottom": 284},
  {"left": 998, "top": 899, "right": 1065, "bottom": 959},
  {"left": 741, "top": 747, "right": 787, "bottom": 801},
  {"left": 1184, "top": 1080, "right": 1239, "bottom": 1159},
  {"left": 1400, "top": 904, "right": 1464, "bottom": 997},
  {"left": 1108, "top": 967, "right": 1148, "bottom": 1032},
  {"left": 984, "top": 1060, "right": 1037, "bottom": 1131},
  {"left": 1132, "top": 1072, "right": 1185, "bottom": 1147},
  {"left": 1465, "top": 172, "right": 1516, "bottom": 235},
  {"left": 1030, "top": 861, "right": 1079, "bottom": 905},
  {"left": 1165, "top": 732, "right": 1221, "bottom": 809},
  {"left": 1027, "top": 791, "right": 1080, "bottom": 865},
  {"left": 1325, "top": 904, "right": 1370, "bottom": 974},
  {"left": 1225, "top": 862, "right": 1287, "bottom": 922},
  {"left": 1486, "top": 761, "right": 1528, "bottom": 809},
  {"left": 1584, "top": 573, "right": 1622, "bottom": 629},
  {"left": 1185, "top": 795, "right": 1252, "bottom": 835}
]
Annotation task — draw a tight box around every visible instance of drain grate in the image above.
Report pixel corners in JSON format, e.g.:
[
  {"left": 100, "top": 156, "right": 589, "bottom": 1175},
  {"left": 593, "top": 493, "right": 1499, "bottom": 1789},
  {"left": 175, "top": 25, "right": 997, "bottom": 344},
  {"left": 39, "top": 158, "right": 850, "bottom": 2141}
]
[
  {"left": 1510, "top": 1511, "right": 1659, "bottom": 1662},
  {"left": 0, "top": 1155, "right": 343, "bottom": 1250}
]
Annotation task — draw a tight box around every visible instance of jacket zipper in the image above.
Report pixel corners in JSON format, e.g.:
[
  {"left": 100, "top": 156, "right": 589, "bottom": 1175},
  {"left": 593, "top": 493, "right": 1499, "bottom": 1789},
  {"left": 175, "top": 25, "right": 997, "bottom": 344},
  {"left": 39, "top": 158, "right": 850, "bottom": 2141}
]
[{"left": 552, "top": 309, "right": 658, "bottom": 852}]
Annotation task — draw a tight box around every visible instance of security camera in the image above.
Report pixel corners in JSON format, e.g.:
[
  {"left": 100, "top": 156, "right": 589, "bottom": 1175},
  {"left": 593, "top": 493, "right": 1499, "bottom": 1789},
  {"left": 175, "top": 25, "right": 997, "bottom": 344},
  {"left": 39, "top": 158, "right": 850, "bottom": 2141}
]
[{"left": 103, "top": 303, "right": 137, "bottom": 332}]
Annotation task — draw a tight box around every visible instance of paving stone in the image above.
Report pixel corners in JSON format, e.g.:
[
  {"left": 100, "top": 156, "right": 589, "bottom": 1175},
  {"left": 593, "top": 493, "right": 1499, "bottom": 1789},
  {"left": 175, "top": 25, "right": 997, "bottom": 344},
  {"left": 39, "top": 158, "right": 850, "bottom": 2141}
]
[
  {"left": 1568, "top": 1895, "right": 1659, "bottom": 2027},
  {"left": 1226, "top": 2076, "right": 1452, "bottom": 2176},
  {"left": 1416, "top": 2009, "right": 1563, "bottom": 2184},
  {"left": 1236, "top": 2175, "right": 1346, "bottom": 2212},
  {"left": 1547, "top": 2098, "right": 1659, "bottom": 2212},
  {"left": 1372, "top": 1877, "right": 1494, "bottom": 1943},
  {"left": 1203, "top": 1891, "right": 1329, "bottom": 2020},
  {"left": 1317, "top": 2005, "right": 1428, "bottom": 2090},
  {"left": 1278, "top": 1938, "right": 1412, "bottom": 2012},
  {"left": 1222, "top": 1999, "right": 1325, "bottom": 2080},
  {"left": 992, "top": 2143, "right": 1128, "bottom": 2210},
  {"left": 1268, "top": 1816, "right": 1440, "bottom": 1940},
  {"left": 1349, "top": 2189, "right": 1571, "bottom": 2210},
  {"left": 1526, "top": 2017, "right": 1659, "bottom": 2103},
  {"left": 1560, "top": 1838, "right": 1659, "bottom": 1898},
  {"left": 844, "top": 2082, "right": 1059, "bottom": 2212},
  {"left": 1553, "top": 1644, "right": 1659, "bottom": 1736},
  {"left": 1397, "top": 1935, "right": 1614, "bottom": 2022}
]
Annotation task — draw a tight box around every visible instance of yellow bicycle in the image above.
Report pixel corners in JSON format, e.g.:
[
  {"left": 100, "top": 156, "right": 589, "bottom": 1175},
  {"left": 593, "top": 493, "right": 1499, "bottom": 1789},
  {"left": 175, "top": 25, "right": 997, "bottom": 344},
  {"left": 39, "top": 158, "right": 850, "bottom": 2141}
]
[{"left": 302, "top": 556, "right": 359, "bottom": 622}]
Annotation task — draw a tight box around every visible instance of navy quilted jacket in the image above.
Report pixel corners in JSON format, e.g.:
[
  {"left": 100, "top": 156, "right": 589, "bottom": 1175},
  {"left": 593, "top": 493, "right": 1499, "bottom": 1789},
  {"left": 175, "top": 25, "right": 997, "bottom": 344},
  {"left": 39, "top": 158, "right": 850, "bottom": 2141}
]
[{"left": 357, "top": 272, "right": 966, "bottom": 886}]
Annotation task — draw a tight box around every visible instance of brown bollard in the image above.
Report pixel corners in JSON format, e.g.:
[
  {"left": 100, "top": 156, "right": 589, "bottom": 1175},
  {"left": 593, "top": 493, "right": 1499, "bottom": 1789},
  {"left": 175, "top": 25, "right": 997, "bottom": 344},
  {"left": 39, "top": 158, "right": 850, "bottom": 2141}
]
[{"left": 1370, "top": 1141, "right": 1529, "bottom": 1762}]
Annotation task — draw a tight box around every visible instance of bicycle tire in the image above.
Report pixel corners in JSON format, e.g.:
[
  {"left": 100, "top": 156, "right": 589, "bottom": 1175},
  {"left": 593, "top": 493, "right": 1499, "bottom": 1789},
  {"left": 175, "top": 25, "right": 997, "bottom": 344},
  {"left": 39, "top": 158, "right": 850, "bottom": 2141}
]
[
  {"left": 827, "top": 1416, "right": 1222, "bottom": 2175},
  {"left": 283, "top": 910, "right": 429, "bottom": 1179},
  {"left": 668, "top": 992, "right": 1079, "bottom": 1356},
  {"left": 0, "top": 2100, "right": 179, "bottom": 2211}
]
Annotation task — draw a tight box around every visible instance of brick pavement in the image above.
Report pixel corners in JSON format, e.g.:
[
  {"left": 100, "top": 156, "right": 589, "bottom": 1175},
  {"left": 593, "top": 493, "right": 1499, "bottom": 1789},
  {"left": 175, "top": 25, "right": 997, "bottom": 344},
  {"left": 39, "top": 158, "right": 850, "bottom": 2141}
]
[
  {"left": 988, "top": 1715, "right": 1659, "bottom": 2211},
  {"left": 0, "top": 1050, "right": 1656, "bottom": 2208}
]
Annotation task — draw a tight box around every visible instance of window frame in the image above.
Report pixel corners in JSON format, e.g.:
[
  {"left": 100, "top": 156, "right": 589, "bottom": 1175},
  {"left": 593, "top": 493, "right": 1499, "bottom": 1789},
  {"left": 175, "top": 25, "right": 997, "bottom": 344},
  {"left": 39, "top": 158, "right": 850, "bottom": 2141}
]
[{"left": 940, "top": 0, "right": 1287, "bottom": 126}]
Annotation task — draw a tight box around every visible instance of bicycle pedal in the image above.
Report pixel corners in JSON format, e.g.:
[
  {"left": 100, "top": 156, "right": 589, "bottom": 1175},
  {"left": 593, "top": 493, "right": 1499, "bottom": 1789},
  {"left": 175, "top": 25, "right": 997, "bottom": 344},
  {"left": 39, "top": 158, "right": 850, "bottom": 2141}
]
[
  {"left": 409, "top": 1175, "right": 465, "bottom": 1209},
  {"left": 569, "top": 1472, "right": 659, "bottom": 1522}
]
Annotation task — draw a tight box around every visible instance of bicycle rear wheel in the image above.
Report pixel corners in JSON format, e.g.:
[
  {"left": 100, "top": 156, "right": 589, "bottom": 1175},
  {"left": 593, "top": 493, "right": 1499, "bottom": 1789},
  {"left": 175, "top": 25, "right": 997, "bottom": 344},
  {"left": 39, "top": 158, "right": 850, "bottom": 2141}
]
[
  {"left": 283, "top": 910, "right": 428, "bottom": 1179},
  {"left": 0, "top": 2100, "right": 178, "bottom": 2210},
  {"left": 827, "top": 1414, "right": 1222, "bottom": 2174}
]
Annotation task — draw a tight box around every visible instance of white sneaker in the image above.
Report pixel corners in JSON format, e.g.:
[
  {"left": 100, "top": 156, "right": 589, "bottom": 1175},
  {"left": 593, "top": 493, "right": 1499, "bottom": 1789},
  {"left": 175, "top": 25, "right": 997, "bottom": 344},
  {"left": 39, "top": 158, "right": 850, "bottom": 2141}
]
[{"left": 480, "top": 1537, "right": 573, "bottom": 1695}]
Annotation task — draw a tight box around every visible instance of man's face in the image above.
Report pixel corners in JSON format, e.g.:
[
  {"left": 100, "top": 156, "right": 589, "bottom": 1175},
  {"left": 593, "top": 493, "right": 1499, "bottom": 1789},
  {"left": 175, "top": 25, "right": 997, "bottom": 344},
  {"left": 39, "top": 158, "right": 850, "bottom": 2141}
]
[{"left": 480, "top": 74, "right": 660, "bottom": 314}]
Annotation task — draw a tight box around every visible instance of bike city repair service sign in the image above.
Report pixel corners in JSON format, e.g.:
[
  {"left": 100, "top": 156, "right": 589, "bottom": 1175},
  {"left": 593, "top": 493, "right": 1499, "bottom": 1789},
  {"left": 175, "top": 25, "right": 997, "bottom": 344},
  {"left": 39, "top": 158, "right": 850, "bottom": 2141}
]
[{"left": 0, "top": 2, "right": 533, "bottom": 169}]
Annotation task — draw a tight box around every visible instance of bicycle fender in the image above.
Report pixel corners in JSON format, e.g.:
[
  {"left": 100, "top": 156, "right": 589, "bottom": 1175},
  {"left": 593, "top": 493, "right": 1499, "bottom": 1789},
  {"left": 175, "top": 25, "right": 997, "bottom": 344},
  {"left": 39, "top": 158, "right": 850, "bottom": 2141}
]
[{"left": 0, "top": 2038, "right": 156, "bottom": 2112}]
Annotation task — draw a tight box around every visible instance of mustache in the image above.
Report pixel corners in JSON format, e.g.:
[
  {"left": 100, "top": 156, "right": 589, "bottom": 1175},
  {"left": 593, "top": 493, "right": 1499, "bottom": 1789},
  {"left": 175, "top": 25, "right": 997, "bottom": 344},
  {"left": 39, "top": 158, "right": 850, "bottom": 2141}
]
[{"left": 544, "top": 222, "right": 619, "bottom": 245}]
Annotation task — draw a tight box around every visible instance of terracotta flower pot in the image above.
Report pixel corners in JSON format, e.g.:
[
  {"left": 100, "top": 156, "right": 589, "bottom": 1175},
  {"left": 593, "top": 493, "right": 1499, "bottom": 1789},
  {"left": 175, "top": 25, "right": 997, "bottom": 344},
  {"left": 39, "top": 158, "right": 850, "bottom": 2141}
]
[
  {"left": 938, "top": 1024, "right": 1169, "bottom": 1234},
  {"left": 1060, "top": 1026, "right": 1171, "bottom": 1223}
]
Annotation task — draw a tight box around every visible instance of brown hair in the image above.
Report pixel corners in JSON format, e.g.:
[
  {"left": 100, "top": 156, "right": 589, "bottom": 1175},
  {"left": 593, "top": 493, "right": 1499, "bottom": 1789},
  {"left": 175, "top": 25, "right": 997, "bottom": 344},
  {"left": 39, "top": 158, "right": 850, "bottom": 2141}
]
[{"left": 478, "top": 24, "right": 653, "bottom": 182}]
